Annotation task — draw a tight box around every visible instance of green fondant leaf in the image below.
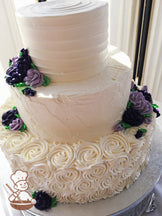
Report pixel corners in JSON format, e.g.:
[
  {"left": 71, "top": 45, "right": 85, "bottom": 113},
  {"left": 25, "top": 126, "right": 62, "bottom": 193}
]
[
  {"left": 43, "top": 76, "right": 50, "bottom": 87},
  {"left": 31, "top": 63, "right": 38, "bottom": 70},
  {"left": 15, "top": 114, "right": 20, "bottom": 118},
  {"left": 19, "top": 52, "right": 23, "bottom": 57},
  {"left": 12, "top": 106, "right": 17, "bottom": 110},
  {"left": 31, "top": 191, "right": 37, "bottom": 198},
  {"left": 138, "top": 128, "right": 147, "bottom": 133},
  {"left": 21, "top": 89, "right": 25, "bottom": 95},
  {"left": 120, "top": 122, "right": 131, "bottom": 129},
  {"left": 9, "top": 62, "right": 12, "bottom": 67},
  {"left": 20, "top": 124, "right": 27, "bottom": 132},
  {"left": 4, "top": 76, "right": 6, "bottom": 79},
  {"left": 131, "top": 89, "right": 135, "bottom": 92},
  {"left": 127, "top": 101, "right": 132, "bottom": 109},
  {"left": 51, "top": 196, "right": 57, "bottom": 208},
  {"left": 152, "top": 104, "right": 159, "bottom": 109},
  {"left": 143, "top": 114, "right": 152, "bottom": 118},
  {"left": 5, "top": 126, "right": 10, "bottom": 130},
  {"left": 14, "top": 82, "right": 26, "bottom": 87}
]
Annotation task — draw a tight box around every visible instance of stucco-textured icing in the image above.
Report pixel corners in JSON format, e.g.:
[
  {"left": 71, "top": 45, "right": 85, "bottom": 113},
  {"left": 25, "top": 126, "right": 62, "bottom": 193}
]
[{"left": 9, "top": 47, "right": 132, "bottom": 142}]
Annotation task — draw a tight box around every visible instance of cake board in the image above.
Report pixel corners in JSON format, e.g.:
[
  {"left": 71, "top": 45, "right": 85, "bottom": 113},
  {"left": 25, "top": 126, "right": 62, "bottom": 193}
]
[{"left": 2, "top": 126, "right": 160, "bottom": 216}]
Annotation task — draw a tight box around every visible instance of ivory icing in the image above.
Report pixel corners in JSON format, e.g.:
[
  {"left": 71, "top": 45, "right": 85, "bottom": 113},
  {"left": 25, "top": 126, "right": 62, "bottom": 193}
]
[
  {"left": 9, "top": 46, "right": 132, "bottom": 142},
  {"left": 1, "top": 0, "right": 155, "bottom": 205},
  {"left": 0, "top": 99, "right": 155, "bottom": 203},
  {"left": 16, "top": 0, "right": 108, "bottom": 82}
]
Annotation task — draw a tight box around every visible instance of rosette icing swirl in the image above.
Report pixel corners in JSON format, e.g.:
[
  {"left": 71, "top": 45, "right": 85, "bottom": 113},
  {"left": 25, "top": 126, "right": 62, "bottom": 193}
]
[
  {"left": 89, "top": 189, "right": 107, "bottom": 201},
  {"left": 2, "top": 131, "right": 31, "bottom": 153},
  {"left": 49, "top": 144, "right": 75, "bottom": 168},
  {"left": 21, "top": 139, "right": 48, "bottom": 163},
  {"left": 27, "top": 163, "right": 52, "bottom": 190},
  {"left": 73, "top": 179, "right": 94, "bottom": 194},
  {"left": 75, "top": 141, "right": 102, "bottom": 168},
  {"left": 54, "top": 168, "right": 80, "bottom": 183},
  {"left": 48, "top": 181, "right": 66, "bottom": 194},
  {"left": 101, "top": 133, "right": 131, "bottom": 160},
  {"left": 29, "top": 163, "right": 52, "bottom": 180},
  {"left": 109, "top": 156, "right": 129, "bottom": 175},
  {"left": 24, "top": 69, "right": 44, "bottom": 88},
  {"left": 82, "top": 163, "right": 107, "bottom": 181}
]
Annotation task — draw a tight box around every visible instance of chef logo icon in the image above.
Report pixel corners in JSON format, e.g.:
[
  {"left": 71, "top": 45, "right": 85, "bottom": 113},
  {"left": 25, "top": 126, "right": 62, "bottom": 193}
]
[{"left": 6, "top": 169, "right": 36, "bottom": 210}]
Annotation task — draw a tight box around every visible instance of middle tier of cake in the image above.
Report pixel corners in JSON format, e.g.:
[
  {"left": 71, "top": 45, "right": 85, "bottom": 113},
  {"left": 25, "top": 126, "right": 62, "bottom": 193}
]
[{"left": 9, "top": 47, "right": 132, "bottom": 142}]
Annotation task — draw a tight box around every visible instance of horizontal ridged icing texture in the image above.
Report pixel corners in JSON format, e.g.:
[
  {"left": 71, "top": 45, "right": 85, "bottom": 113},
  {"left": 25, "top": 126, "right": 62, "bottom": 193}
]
[
  {"left": 0, "top": 98, "right": 156, "bottom": 203},
  {"left": 16, "top": 0, "right": 108, "bottom": 82},
  {"left": 9, "top": 46, "right": 132, "bottom": 142}
]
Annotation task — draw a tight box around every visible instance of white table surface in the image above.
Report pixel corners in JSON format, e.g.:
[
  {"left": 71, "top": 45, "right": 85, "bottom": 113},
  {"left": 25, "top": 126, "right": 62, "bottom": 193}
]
[{"left": 0, "top": 72, "right": 161, "bottom": 216}]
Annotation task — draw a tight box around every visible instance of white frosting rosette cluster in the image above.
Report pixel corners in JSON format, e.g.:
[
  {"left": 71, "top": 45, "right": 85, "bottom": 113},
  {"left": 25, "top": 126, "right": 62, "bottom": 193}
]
[
  {"left": 75, "top": 141, "right": 102, "bottom": 168},
  {"left": 21, "top": 139, "right": 49, "bottom": 163},
  {"left": 101, "top": 133, "right": 131, "bottom": 160},
  {"left": 2, "top": 132, "right": 31, "bottom": 154},
  {"left": 49, "top": 144, "right": 75, "bottom": 168},
  {"left": 0, "top": 99, "right": 155, "bottom": 203}
]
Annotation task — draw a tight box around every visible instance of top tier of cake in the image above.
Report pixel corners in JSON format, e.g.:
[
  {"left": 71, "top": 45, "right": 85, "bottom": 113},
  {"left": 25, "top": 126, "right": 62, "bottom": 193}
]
[{"left": 16, "top": 0, "right": 108, "bottom": 83}]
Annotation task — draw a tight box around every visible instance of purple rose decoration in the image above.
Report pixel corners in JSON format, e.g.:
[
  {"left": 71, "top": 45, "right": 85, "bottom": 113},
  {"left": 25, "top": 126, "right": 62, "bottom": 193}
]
[
  {"left": 11, "top": 56, "right": 19, "bottom": 67},
  {"left": 141, "top": 85, "right": 148, "bottom": 92},
  {"left": 2, "top": 109, "right": 18, "bottom": 126},
  {"left": 129, "top": 91, "right": 145, "bottom": 109},
  {"left": 144, "top": 117, "right": 152, "bottom": 124},
  {"left": 139, "top": 100, "right": 153, "bottom": 115},
  {"left": 129, "top": 91, "right": 153, "bottom": 115},
  {"left": 135, "top": 130, "right": 143, "bottom": 139},
  {"left": 24, "top": 69, "right": 44, "bottom": 88},
  {"left": 22, "top": 88, "right": 36, "bottom": 96},
  {"left": 114, "top": 123, "right": 124, "bottom": 132},
  {"left": 122, "top": 107, "right": 144, "bottom": 126},
  {"left": 9, "top": 118, "right": 24, "bottom": 131}
]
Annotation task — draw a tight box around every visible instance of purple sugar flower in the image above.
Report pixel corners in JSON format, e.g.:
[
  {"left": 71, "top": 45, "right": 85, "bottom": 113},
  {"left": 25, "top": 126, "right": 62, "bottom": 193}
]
[
  {"left": 11, "top": 56, "right": 19, "bottom": 67},
  {"left": 9, "top": 118, "right": 24, "bottom": 131},
  {"left": 140, "top": 100, "right": 153, "bottom": 115},
  {"left": 2, "top": 109, "right": 18, "bottom": 126},
  {"left": 114, "top": 123, "right": 124, "bottom": 132},
  {"left": 24, "top": 69, "right": 44, "bottom": 88},
  {"left": 144, "top": 117, "right": 152, "bottom": 124},
  {"left": 141, "top": 85, "right": 148, "bottom": 92},
  {"left": 135, "top": 130, "right": 143, "bottom": 139},
  {"left": 129, "top": 91, "right": 145, "bottom": 109},
  {"left": 129, "top": 91, "right": 153, "bottom": 115},
  {"left": 122, "top": 107, "right": 144, "bottom": 126}
]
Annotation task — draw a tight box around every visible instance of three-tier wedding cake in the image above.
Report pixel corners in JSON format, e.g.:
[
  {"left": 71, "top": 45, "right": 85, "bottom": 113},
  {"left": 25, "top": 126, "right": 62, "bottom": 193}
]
[{"left": 0, "top": 0, "right": 160, "bottom": 206}]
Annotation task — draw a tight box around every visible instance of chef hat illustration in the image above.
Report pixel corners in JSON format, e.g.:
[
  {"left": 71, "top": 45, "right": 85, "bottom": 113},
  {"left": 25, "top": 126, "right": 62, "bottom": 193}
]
[{"left": 10, "top": 170, "right": 28, "bottom": 184}]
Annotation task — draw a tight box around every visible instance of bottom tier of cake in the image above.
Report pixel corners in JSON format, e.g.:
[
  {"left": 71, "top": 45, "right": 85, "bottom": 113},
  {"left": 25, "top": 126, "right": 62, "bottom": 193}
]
[{"left": 0, "top": 98, "right": 155, "bottom": 204}]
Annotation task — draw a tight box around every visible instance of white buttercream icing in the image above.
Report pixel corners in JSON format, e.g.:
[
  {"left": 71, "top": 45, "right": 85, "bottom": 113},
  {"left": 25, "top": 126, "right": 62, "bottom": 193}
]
[
  {"left": 10, "top": 46, "right": 132, "bottom": 143},
  {"left": 0, "top": 0, "right": 156, "bottom": 205},
  {"left": 0, "top": 99, "right": 155, "bottom": 203},
  {"left": 16, "top": 0, "right": 108, "bottom": 82}
]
